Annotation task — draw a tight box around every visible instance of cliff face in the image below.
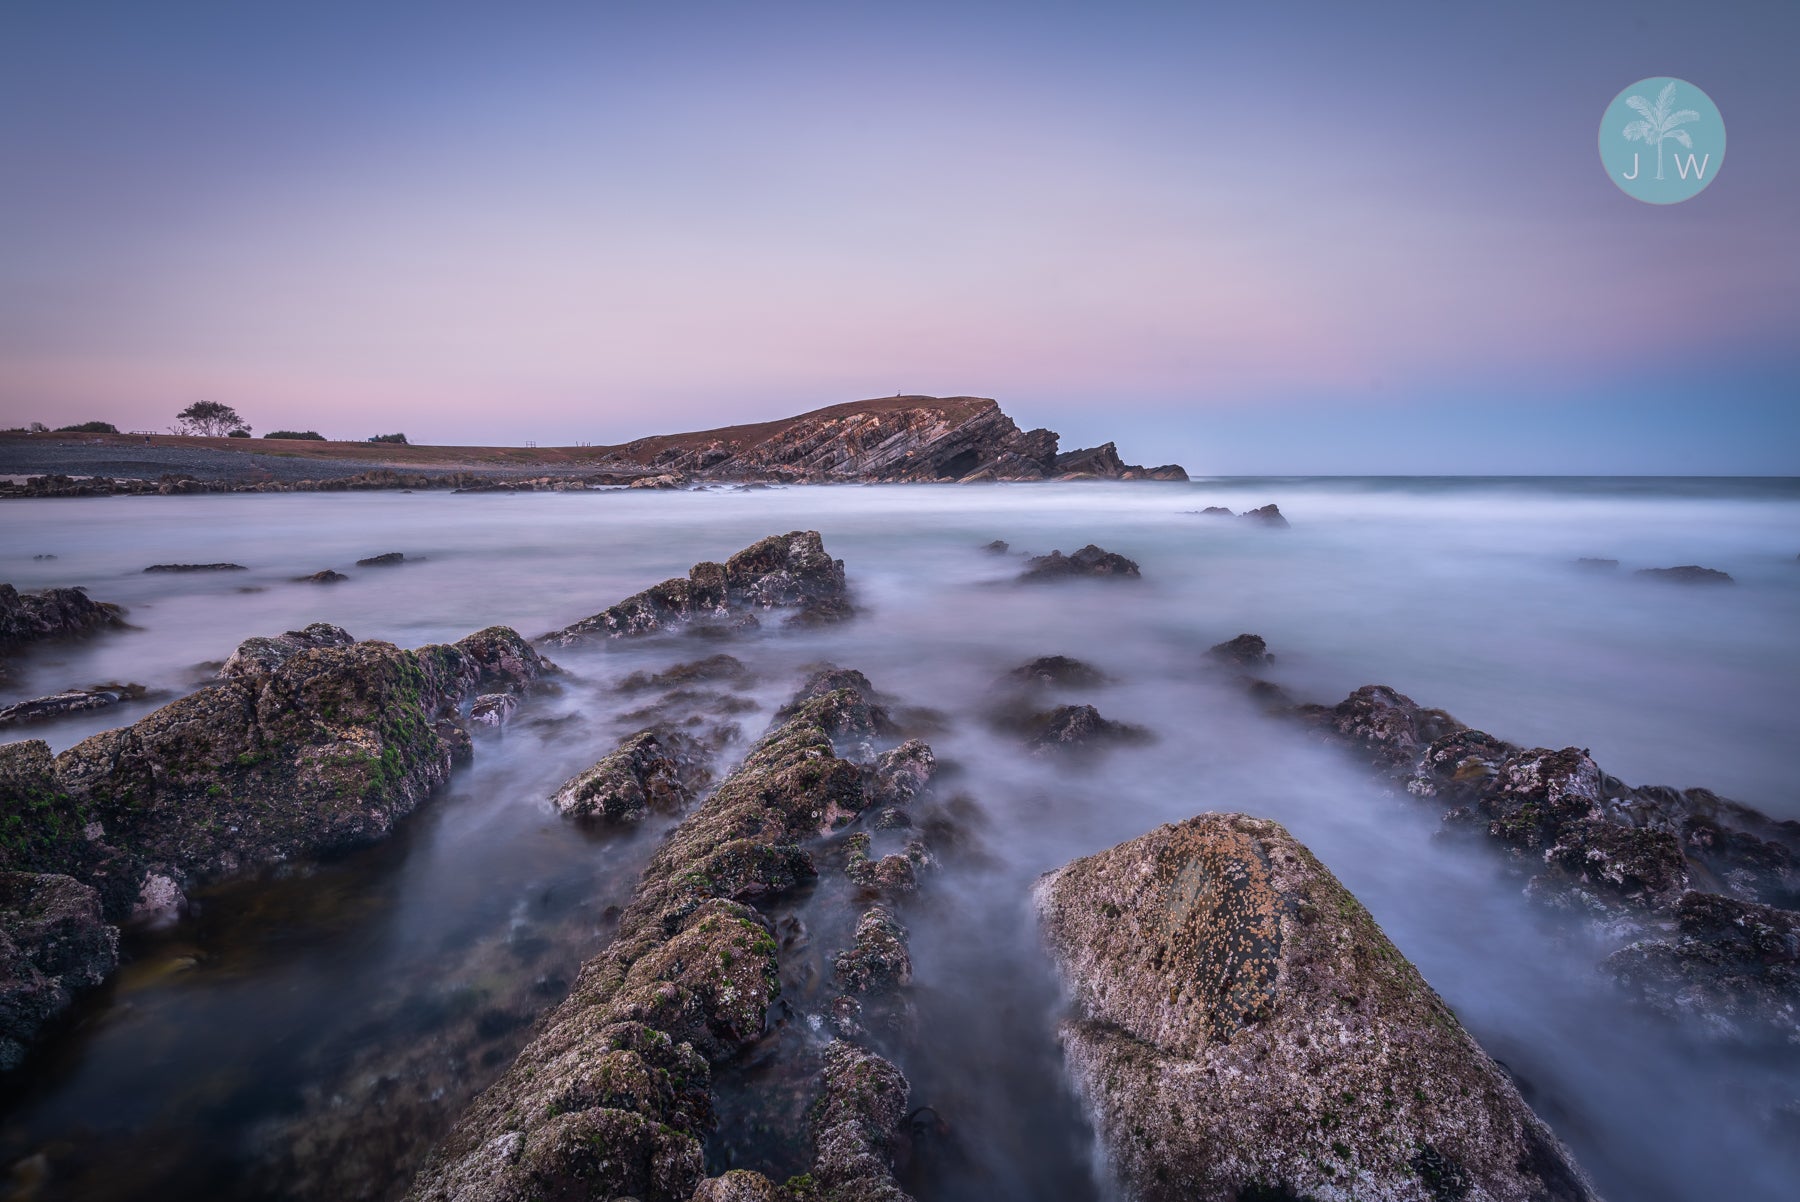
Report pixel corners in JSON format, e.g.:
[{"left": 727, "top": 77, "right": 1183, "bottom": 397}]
[{"left": 607, "top": 396, "right": 1186, "bottom": 483}]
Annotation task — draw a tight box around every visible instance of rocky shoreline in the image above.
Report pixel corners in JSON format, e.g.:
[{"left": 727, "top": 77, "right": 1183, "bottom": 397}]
[{"left": 3, "top": 525, "right": 1795, "bottom": 1200}]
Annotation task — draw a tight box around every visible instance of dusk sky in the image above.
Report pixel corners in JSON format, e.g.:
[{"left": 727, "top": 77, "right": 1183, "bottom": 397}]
[{"left": 2, "top": 1, "right": 1795, "bottom": 474}]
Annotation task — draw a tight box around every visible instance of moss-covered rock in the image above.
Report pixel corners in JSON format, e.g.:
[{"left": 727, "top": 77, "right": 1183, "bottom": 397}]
[
  {"left": 540, "top": 531, "right": 849, "bottom": 644},
  {"left": 1035, "top": 812, "right": 1597, "bottom": 1202},
  {"left": 550, "top": 728, "right": 710, "bottom": 822},
  {"left": 0, "top": 870, "right": 118, "bottom": 1070},
  {"left": 409, "top": 672, "right": 896, "bottom": 1202}
]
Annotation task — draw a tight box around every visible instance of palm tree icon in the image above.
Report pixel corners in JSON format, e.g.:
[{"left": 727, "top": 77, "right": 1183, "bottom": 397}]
[{"left": 1622, "top": 80, "right": 1700, "bottom": 181}]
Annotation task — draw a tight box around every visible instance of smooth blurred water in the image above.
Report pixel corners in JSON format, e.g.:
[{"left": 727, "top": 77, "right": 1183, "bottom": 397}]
[{"left": 1, "top": 478, "right": 1797, "bottom": 1201}]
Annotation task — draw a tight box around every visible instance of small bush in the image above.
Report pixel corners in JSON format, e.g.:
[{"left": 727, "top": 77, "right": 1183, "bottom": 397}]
[
  {"left": 227, "top": 427, "right": 251, "bottom": 437},
  {"left": 265, "top": 430, "right": 326, "bottom": 441},
  {"left": 367, "top": 432, "right": 409, "bottom": 444},
  {"left": 56, "top": 420, "right": 120, "bottom": 434}
]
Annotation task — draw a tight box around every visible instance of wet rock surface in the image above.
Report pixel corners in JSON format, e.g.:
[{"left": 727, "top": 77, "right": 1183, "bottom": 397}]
[
  {"left": 1035, "top": 812, "right": 1597, "bottom": 1202},
  {"left": 409, "top": 667, "right": 926, "bottom": 1202},
  {"left": 541, "top": 531, "right": 850, "bottom": 644},
  {"left": 551, "top": 728, "right": 712, "bottom": 822},
  {"left": 0, "top": 871, "right": 119, "bottom": 1071},
  {"left": 1207, "top": 633, "right": 1270, "bottom": 666},
  {"left": 1017, "top": 544, "right": 1141, "bottom": 582}
]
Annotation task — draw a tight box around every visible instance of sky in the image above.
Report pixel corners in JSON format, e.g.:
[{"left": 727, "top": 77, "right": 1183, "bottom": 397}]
[{"left": 1, "top": 0, "right": 1796, "bottom": 474}]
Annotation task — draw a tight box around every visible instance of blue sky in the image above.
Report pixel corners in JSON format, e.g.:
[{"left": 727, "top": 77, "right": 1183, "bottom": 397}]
[{"left": 1, "top": 0, "right": 1795, "bottom": 472}]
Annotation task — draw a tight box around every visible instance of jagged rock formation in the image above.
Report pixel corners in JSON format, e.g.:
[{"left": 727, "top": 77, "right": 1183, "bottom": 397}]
[
  {"left": 408, "top": 669, "right": 921, "bottom": 1202},
  {"left": 1035, "top": 812, "right": 1598, "bottom": 1202},
  {"left": 550, "top": 729, "right": 711, "bottom": 822},
  {"left": 0, "top": 584, "right": 124, "bottom": 682},
  {"left": 1018, "top": 544, "right": 1142, "bottom": 581},
  {"left": 1263, "top": 665, "right": 1800, "bottom": 1055},
  {"left": 540, "top": 530, "right": 849, "bottom": 644},
  {"left": 0, "top": 624, "right": 552, "bottom": 1069},
  {"left": 607, "top": 395, "right": 1185, "bottom": 483}
]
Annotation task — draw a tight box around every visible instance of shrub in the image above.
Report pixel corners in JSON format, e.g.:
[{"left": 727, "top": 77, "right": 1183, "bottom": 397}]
[
  {"left": 55, "top": 420, "right": 120, "bottom": 434},
  {"left": 367, "top": 432, "right": 409, "bottom": 444},
  {"left": 227, "top": 427, "right": 251, "bottom": 438},
  {"left": 264, "top": 430, "right": 326, "bottom": 441}
]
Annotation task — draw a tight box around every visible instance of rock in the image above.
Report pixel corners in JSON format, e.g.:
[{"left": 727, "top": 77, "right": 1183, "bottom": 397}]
[
  {"left": 468, "top": 693, "right": 518, "bottom": 727},
  {"left": 1195, "top": 506, "right": 1234, "bottom": 517},
  {"left": 132, "top": 871, "right": 186, "bottom": 928},
  {"left": 355, "top": 552, "right": 407, "bottom": 567},
  {"left": 692, "top": 1170, "right": 793, "bottom": 1201},
  {"left": 1207, "top": 633, "right": 1270, "bottom": 666},
  {"left": 408, "top": 671, "right": 906, "bottom": 1202},
  {"left": 540, "top": 531, "right": 849, "bottom": 644},
  {"left": 1404, "top": 728, "right": 1517, "bottom": 807},
  {"left": 1240, "top": 503, "right": 1289, "bottom": 528},
  {"left": 0, "top": 870, "right": 119, "bottom": 1071},
  {"left": 867, "top": 740, "right": 935, "bottom": 809},
  {"left": 1575, "top": 557, "right": 1619, "bottom": 570},
  {"left": 1472, "top": 747, "right": 1605, "bottom": 850},
  {"left": 1317, "top": 684, "right": 1463, "bottom": 768},
  {"left": 294, "top": 569, "right": 348, "bottom": 583},
  {"left": 833, "top": 906, "right": 912, "bottom": 995},
  {"left": 628, "top": 473, "right": 686, "bottom": 489},
  {"left": 1004, "top": 654, "right": 1107, "bottom": 689},
  {"left": 0, "top": 683, "right": 147, "bottom": 728},
  {"left": 808, "top": 1040, "right": 912, "bottom": 1200},
  {"left": 1533, "top": 817, "right": 1690, "bottom": 914},
  {"left": 1018, "top": 544, "right": 1141, "bottom": 582},
  {"left": 981, "top": 539, "right": 1010, "bottom": 554},
  {"left": 44, "top": 625, "right": 550, "bottom": 899},
  {"left": 618, "top": 654, "right": 750, "bottom": 693},
  {"left": 220, "top": 622, "right": 358, "bottom": 678},
  {"left": 1020, "top": 704, "right": 1150, "bottom": 754},
  {"left": 143, "top": 562, "right": 247, "bottom": 572},
  {"left": 1604, "top": 891, "right": 1800, "bottom": 1047},
  {"left": 1034, "top": 812, "right": 1599, "bottom": 1202},
  {"left": 1636, "top": 565, "right": 1734, "bottom": 585},
  {"left": 550, "top": 729, "right": 710, "bottom": 822},
  {"left": 0, "top": 583, "right": 124, "bottom": 650}
]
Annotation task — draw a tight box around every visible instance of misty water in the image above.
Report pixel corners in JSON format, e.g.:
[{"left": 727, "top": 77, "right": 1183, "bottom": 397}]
[{"left": 2, "top": 478, "right": 1798, "bottom": 1202}]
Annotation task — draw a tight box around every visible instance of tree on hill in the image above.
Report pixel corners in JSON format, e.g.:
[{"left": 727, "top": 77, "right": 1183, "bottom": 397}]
[
  {"left": 56, "top": 420, "right": 119, "bottom": 434},
  {"left": 264, "top": 430, "right": 326, "bottom": 440},
  {"left": 175, "top": 400, "right": 250, "bottom": 437}
]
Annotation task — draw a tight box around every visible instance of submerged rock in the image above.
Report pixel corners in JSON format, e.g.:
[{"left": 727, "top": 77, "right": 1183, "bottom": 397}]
[
  {"left": 1636, "top": 565, "right": 1734, "bottom": 585},
  {"left": 540, "top": 530, "right": 849, "bottom": 644},
  {"left": 1035, "top": 812, "right": 1597, "bottom": 1202},
  {"left": 550, "top": 728, "right": 710, "bottom": 822},
  {"left": 1004, "top": 654, "right": 1107, "bottom": 689},
  {"left": 1241, "top": 503, "right": 1290, "bottom": 528},
  {"left": 1019, "top": 703, "right": 1149, "bottom": 754},
  {"left": 618, "top": 653, "right": 751, "bottom": 692},
  {"left": 1605, "top": 891, "right": 1800, "bottom": 1046},
  {"left": 0, "top": 683, "right": 147, "bottom": 728},
  {"left": 293, "top": 569, "right": 349, "bottom": 584},
  {"left": 355, "top": 552, "right": 407, "bottom": 566},
  {"left": 1575, "top": 557, "right": 1619, "bottom": 570},
  {"left": 1207, "top": 633, "right": 1271, "bottom": 666},
  {"left": 0, "top": 870, "right": 119, "bottom": 1071},
  {"left": 143, "top": 562, "right": 246, "bottom": 572},
  {"left": 1018, "top": 544, "right": 1141, "bottom": 581}
]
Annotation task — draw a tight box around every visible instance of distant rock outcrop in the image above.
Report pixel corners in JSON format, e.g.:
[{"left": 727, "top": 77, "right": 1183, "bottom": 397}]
[{"left": 606, "top": 396, "right": 1186, "bottom": 484}]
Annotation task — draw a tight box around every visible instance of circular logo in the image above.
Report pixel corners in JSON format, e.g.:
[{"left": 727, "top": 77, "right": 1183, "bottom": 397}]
[{"left": 1599, "top": 77, "right": 1725, "bottom": 204}]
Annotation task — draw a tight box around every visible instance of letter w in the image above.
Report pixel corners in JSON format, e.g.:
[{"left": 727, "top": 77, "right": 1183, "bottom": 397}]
[{"left": 1674, "top": 153, "right": 1711, "bottom": 180}]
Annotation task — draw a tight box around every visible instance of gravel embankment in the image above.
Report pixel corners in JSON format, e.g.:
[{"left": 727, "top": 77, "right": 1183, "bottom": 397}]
[{"left": 0, "top": 439, "right": 532, "bottom": 484}]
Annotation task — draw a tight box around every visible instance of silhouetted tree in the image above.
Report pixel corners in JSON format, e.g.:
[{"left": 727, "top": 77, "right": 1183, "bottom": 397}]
[{"left": 175, "top": 400, "right": 250, "bottom": 437}]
